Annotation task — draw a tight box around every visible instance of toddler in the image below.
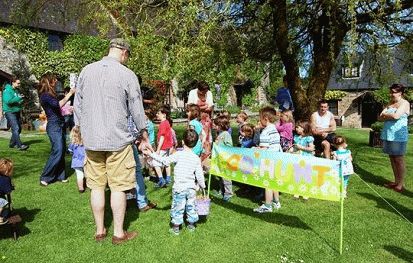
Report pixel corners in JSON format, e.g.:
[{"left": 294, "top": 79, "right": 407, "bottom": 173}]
[
  {"left": 292, "top": 120, "right": 315, "bottom": 200},
  {"left": 236, "top": 111, "right": 249, "bottom": 146},
  {"left": 138, "top": 129, "right": 155, "bottom": 170},
  {"left": 0, "top": 158, "right": 14, "bottom": 224},
  {"left": 153, "top": 105, "right": 174, "bottom": 187},
  {"left": 68, "top": 126, "right": 86, "bottom": 193},
  {"left": 213, "top": 115, "right": 233, "bottom": 202},
  {"left": 276, "top": 110, "right": 294, "bottom": 152},
  {"left": 254, "top": 106, "right": 282, "bottom": 213},
  {"left": 240, "top": 123, "right": 255, "bottom": 148},
  {"left": 144, "top": 129, "right": 205, "bottom": 235},
  {"left": 332, "top": 136, "right": 354, "bottom": 196},
  {"left": 187, "top": 104, "right": 204, "bottom": 156}
]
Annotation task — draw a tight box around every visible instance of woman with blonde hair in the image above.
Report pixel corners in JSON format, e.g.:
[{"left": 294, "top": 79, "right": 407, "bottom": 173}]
[{"left": 38, "top": 73, "right": 75, "bottom": 186}]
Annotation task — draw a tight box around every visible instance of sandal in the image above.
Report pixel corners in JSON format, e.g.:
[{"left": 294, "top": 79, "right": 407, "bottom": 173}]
[
  {"left": 384, "top": 182, "right": 397, "bottom": 189},
  {"left": 95, "top": 228, "right": 107, "bottom": 242},
  {"left": 393, "top": 186, "right": 404, "bottom": 193}
]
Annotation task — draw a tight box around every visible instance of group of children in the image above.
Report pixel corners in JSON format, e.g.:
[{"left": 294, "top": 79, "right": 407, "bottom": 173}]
[{"left": 0, "top": 103, "right": 353, "bottom": 233}]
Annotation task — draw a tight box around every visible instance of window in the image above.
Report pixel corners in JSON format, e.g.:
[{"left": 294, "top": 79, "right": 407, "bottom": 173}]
[
  {"left": 48, "top": 34, "right": 63, "bottom": 51},
  {"left": 342, "top": 65, "right": 361, "bottom": 79},
  {"left": 327, "top": 101, "right": 338, "bottom": 115}
]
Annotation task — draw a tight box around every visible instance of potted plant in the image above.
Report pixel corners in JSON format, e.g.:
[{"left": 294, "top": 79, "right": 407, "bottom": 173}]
[{"left": 369, "top": 122, "right": 384, "bottom": 147}]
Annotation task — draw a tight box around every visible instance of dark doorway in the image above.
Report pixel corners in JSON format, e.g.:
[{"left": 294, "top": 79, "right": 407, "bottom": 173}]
[
  {"left": 361, "top": 92, "right": 382, "bottom": 127},
  {"left": 233, "top": 79, "right": 253, "bottom": 108}
]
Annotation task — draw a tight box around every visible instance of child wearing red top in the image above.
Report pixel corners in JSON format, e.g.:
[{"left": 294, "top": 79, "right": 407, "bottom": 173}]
[{"left": 153, "top": 105, "right": 173, "bottom": 188}]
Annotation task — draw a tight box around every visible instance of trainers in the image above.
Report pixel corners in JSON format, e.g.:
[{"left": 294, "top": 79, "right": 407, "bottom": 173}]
[
  {"left": 253, "top": 204, "right": 273, "bottom": 213},
  {"left": 187, "top": 224, "right": 196, "bottom": 232},
  {"left": 272, "top": 201, "right": 281, "bottom": 210},
  {"left": 169, "top": 225, "right": 180, "bottom": 235},
  {"left": 223, "top": 195, "right": 231, "bottom": 202},
  {"left": 18, "top": 145, "right": 29, "bottom": 151},
  {"left": 155, "top": 178, "right": 166, "bottom": 188},
  {"left": 165, "top": 176, "right": 172, "bottom": 185},
  {"left": 139, "top": 202, "right": 157, "bottom": 212},
  {"left": 112, "top": 231, "right": 138, "bottom": 245}
]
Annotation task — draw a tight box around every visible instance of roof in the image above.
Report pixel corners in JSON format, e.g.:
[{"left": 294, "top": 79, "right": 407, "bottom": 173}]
[{"left": 328, "top": 45, "right": 413, "bottom": 90}]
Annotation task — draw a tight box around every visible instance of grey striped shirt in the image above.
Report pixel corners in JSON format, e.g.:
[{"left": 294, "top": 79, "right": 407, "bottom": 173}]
[{"left": 74, "top": 56, "right": 146, "bottom": 151}]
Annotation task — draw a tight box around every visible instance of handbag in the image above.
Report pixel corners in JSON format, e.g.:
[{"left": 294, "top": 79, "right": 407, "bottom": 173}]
[
  {"left": 195, "top": 189, "right": 211, "bottom": 216},
  {"left": 0, "top": 115, "right": 8, "bottom": 130}
]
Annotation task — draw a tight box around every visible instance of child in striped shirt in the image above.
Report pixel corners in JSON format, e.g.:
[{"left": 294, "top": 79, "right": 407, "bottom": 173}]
[
  {"left": 254, "top": 106, "right": 282, "bottom": 213},
  {"left": 143, "top": 129, "right": 205, "bottom": 235}
]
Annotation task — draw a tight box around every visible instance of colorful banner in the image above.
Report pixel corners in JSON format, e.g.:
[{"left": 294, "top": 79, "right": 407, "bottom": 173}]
[{"left": 210, "top": 144, "right": 343, "bottom": 201}]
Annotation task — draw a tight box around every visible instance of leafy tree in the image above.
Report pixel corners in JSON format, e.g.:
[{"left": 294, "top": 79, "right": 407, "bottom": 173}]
[{"left": 225, "top": 0, "right": 413, "bottom": 119}]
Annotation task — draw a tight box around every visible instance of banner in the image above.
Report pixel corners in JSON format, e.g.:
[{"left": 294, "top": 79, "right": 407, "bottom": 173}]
[{"left": 210, "top": 144, "right": 342, "bottom": 201}]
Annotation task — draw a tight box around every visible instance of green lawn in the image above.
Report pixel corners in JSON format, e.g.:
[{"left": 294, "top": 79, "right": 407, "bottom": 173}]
[{"left": 0, "top": 128, "right": 412, "bottom": 262}]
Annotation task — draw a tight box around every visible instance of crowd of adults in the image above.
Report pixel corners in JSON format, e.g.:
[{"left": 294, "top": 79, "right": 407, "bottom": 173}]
[{"left": 1, "top": 38, "right": 410, "bottom": 244}]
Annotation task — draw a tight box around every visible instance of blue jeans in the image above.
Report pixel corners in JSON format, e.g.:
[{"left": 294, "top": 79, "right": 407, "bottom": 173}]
[
  {"left": 5, "top": 112, "right": 22, "bottom": 147},
  {"left": 170, "top": 189, "right": 198, "bottom": 225},
  {"left": 132, "top": 145, "right": 148, "bottom": 209},
  {"left": 40, "top": 120, "right": 66, "bottom": 183}
]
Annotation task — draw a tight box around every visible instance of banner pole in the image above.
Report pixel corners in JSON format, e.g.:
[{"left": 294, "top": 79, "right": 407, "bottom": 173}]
[
  {"left": 339, "top": 161, "right": 344, "bottom": 255},
  {"left": 207, "top": 172, "right": 212, "bottom": 198}
]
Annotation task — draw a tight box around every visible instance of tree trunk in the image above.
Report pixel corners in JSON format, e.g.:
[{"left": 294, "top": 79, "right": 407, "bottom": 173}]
[{"left": 271, "top": 0, "right": 310, "bottom": 120}]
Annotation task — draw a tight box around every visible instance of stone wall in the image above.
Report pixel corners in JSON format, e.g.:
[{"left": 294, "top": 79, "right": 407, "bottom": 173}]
[{"left": 337, "top": 91, "right": 365, "bottom": 128}]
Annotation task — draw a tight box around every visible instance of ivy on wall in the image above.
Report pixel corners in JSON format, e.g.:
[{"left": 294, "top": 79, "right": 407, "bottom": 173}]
[{"left": 324, "top": 90, "right": 348, "bottom": 100}]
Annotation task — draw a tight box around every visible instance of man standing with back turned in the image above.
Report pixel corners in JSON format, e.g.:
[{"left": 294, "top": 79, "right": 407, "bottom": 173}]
[{"left": 74, "top": 38, "right": 146, "bottom": 245}]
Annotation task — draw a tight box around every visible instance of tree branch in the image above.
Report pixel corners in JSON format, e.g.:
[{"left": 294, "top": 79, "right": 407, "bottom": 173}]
[{"left": 356, "top": 0, "right": 413, "bottom": 25}]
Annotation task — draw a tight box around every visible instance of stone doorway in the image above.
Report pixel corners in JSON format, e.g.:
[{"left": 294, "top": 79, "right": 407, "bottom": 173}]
[{"left": 361, "top": 92, "right": 381, "bottom": 128}]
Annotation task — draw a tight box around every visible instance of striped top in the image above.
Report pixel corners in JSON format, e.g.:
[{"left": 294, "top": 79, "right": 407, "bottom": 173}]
[
  {"left": 74, "top": 56, "right": 146, "bottom": 151},
  {"left": 259, "top": 123, "right": 282, "bottom": 151},
  {"left": 150, "top": 149, "right": 205, "bottom": 192}
]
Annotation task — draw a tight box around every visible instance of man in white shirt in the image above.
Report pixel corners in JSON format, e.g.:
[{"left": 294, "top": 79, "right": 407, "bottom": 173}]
[{"left": 310, "top": 100, "right": 336, "bottom": 159}]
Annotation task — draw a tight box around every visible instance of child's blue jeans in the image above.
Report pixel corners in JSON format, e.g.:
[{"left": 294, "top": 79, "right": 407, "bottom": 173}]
[{"left": 170, "top": 189, "right": 198, "bottom": 226}]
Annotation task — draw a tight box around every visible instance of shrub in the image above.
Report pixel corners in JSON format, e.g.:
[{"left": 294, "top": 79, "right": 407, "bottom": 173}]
[{"left": 370, "top": 122, "right": 384, "bottom": 132}]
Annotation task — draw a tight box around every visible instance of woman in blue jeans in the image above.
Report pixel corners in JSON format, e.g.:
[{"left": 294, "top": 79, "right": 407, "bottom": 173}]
[{"left": 38, "top": 73, "right": 76, "bottom": 186}]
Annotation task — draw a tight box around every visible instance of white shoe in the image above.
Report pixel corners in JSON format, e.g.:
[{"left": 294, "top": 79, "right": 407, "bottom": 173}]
[
  {"left": 253, "top": 204, "right": 273, "bottom": 213},
  {"left": 273, "top": 201, "right": 281, "bottom": 210}
]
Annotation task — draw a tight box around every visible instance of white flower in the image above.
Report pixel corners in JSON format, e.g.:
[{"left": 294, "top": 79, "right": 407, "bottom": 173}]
[
  {"left": 263, "top": 180, "right": 269, "bottom": 187},
  {"left": 299, "top": 184, "right": 308, "bottom": 192}
]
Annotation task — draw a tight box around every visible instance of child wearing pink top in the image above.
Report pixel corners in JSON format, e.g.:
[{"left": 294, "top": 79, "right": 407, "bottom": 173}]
[{"left": 276, "top": 110, "right": 294, "bottom": 152}]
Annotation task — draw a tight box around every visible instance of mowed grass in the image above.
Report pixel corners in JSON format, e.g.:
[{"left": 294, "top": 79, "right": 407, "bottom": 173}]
[{"left": 0, "top": 127, "right": 412, "bottom": 262}]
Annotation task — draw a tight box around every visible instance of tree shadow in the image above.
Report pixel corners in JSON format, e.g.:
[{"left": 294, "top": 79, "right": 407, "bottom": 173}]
[
  {"left": 357, "top": 192, "right": 413, "bottom": 222},
  {"left": 211, "top": 197, "right": 311, "bottom": 230},
  {"left": 354, "top": 163, "right": 413, "bottom": 198},
  {"left": 22, "top": 139, "right": 43, "bottom": 146},
  {"left": 383, "top": 245, "right": 413, "bottom": 262},
  {"left": 0, "top": 207, "right": 41, "bottom": 239}
]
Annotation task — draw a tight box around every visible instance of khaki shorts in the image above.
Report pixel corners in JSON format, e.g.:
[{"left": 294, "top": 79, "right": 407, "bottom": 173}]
[{"left": 85, "top": 144, "right": 136, "bottom": 192}]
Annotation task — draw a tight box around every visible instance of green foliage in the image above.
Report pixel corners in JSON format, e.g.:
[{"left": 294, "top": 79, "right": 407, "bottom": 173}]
[
  {"left": 372, "top": 87, "right": 390, "bottom": 105},
  {"left": 370, "top": 121, "right": 384, "bottom": 132},
  {"left": 324, "top": 90, "right": 347, "bottom": 100},
  {"left": 0, "top": 26, "right": 107, "bottom": 84}
]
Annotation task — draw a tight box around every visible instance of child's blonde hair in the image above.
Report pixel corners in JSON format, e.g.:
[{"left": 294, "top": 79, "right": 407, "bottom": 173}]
[
  {"left": 241, "top": 123, "right": 254, "bottom": 138},
  {"left": 281, "top": 110, "right": 294, "bottom": 123},
  {"left": 259, "top": 106, "right": 278, "bottom": 123},
  {"left": 70, "top": 126, "right": 83, "bottom": 145},
  {"left": 0, "top": 158, "right": 13, "bottom": 177},
  {"left": 237, "top": 111, "right": 248, "bottom": 122}
]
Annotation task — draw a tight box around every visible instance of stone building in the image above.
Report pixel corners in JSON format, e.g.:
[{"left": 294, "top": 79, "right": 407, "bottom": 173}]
[{"left": 327, "top": 46, "right": 413, "bottom": 128}]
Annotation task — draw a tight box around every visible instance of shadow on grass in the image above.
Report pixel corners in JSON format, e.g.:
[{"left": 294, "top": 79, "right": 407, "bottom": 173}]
[
  {"left": 354, "top": 163, "right": 413, "bottom": 198},
  {"left": 357, "top": 192, "right": 413, "bottom": 222},
  {"left": 23, "top": 139, "right": 44, "bottom": 146},
  {"left": 383, "top": 245, "right": 413, "bottom": 262},
  {"left": 211, "top": 197, "right": 311, "bottom": 230},
  {"left": 0, "top": 207, "right": 41, "bottom": 239}
]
